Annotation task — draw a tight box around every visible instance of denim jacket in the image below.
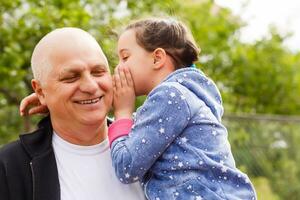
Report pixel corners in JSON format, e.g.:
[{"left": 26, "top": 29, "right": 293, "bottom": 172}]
[{"left": 111, "top": 68, "right": 257, "bottom": 200}]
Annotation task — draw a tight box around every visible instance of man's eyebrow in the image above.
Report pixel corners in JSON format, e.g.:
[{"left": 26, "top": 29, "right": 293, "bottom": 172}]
[
  {"left": 59, "top": 63, "right": 108, "bottom": 73},
  {"left": 58, "top": 69, "right": 78, "bottom": 80},
  {"left": 59, "top": 68, "right": 77, "bottom": 74},
  {"left": 59, "top": 67, "right": 81, "bottom": 75},
  {"left": 92, "top": 64, "right": 108, "bottom": 70}
]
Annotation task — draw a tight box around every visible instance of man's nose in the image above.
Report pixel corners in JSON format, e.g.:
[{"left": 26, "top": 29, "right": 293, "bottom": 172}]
[{"left": 79, "top": 75, "right": 98, "bottom": 93}]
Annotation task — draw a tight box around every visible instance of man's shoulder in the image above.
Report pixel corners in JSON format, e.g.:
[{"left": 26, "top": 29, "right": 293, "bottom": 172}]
[{"left": 0, "top": 139, "right": 24, "bottom": 161}]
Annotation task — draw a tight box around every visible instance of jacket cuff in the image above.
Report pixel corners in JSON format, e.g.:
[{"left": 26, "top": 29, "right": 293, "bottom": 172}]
[{"left": 108, "top": 118, "right": 133, "bottom": 147}]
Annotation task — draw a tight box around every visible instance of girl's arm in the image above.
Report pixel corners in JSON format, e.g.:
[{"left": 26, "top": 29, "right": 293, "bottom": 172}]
[
  {"left": 109, "top": 66, "right": 136, "bottom": 145},
  {"left": 109, "top": 82, "right": 191, "bottom": 184}
]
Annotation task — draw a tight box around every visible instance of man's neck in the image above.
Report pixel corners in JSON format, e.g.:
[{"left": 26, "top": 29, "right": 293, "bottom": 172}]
[{"left": 51, "top": 118, "right": 108, "bottom": 146}]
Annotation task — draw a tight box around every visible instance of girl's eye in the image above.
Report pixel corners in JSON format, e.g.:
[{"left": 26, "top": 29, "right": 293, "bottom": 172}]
[{"left": 122, "top": 56, "right": 129, "bottom": 61}]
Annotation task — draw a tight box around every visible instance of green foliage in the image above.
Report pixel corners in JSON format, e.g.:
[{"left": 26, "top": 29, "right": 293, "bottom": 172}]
[
  {"left": 225, "top": 118, "right": 300, "bottom": 199},
  {"left": 224, "top": 32, "right": 300, "bottom": 114},
  {"left": 1, "top": 0, "right": 300, "bottom": 199},
  {"left": 252, "top": 177, "right": 280, "bottom": 200},
  {"left": 0, "top": 105, "right": 21, "bottom": 146}
]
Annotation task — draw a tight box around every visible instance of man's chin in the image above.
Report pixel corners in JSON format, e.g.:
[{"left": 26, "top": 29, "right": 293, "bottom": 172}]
[{"left": 79, "top": 114, "right": 106, "bottom": 126}]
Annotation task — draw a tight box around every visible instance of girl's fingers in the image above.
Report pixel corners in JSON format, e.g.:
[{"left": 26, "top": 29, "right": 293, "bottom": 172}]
[
  {"left": 112, "top": 75, "right": 116, "bottom": 88},
  {"left": 124, "top": 67, "right": 134, "bottom": 87},
  {"left": 114, "top": 69, "right": 122, "bottom": 89},
  {"left": 118, "top": 67, "right": 128, "bottom": 87},
  {"left": 28, "top": 106, "right": 49, "bottom": 115},
  {"left": 112, "top": 75, "right": 118, "bottom": 98},
  {"left": 20, "top": 93, "right": 39, "bottom": 116}
]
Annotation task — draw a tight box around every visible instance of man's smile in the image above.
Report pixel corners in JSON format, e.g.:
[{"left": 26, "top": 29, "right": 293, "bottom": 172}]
[{"left": 75, "top": 96, "right": 103, "bottom": 105}]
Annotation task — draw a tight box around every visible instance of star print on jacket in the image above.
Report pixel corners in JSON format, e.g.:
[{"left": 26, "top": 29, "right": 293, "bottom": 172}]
[{"left": 109, "top": 68, "right": 257, "bottom": 200}]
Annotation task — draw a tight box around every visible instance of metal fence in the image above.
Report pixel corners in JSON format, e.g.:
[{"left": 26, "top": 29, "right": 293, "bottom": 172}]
[{"left": 223, "top": 114, "right": 300, "bottom": 200}]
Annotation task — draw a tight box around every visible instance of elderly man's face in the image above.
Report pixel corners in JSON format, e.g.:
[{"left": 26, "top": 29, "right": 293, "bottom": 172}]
[{"left": 39, "top": 37, "right": 113, "bottom": 127}]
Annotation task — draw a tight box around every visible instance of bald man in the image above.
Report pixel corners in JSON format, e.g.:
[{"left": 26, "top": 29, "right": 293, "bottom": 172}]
[{"left": 0, "top": 28, "right": 145, "bottom": 200}]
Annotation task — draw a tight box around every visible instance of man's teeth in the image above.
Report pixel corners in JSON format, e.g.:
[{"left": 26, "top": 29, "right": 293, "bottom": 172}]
[{"left": 78, "top": 97, "right": 101, "bottom": 104}]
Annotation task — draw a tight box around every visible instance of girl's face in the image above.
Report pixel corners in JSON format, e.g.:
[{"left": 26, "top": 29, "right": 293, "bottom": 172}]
[{"left": 117, "top": 29, "right": 155, "bottom": 96}]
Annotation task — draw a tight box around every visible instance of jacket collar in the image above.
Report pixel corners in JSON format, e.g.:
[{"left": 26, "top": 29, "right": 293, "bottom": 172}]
[{"left": 19, "top": 116, "right": 53, "bottom": 159}]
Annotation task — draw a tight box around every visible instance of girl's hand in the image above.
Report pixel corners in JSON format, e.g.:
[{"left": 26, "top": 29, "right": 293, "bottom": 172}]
[
  {"left": 19, "top": 93, "right": 49, "bottom": 116},
  {"left": 113, "top": 66, "right": 136, "bottom": 120}
]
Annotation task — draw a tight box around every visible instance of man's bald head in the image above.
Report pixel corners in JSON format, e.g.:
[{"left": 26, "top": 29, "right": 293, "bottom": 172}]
[{"left": 31, "top": 27, "right": 108, "bottom": 85}]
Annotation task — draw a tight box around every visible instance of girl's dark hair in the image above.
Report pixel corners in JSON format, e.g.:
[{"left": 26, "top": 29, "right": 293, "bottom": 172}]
[{"left": 125, "top": 18, "right": 200, "bottom": 69}]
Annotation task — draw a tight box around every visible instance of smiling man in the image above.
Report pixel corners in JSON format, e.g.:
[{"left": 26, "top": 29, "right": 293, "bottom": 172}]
[{"left": 0, "top": 28, "right": 145, "bottom": 200}]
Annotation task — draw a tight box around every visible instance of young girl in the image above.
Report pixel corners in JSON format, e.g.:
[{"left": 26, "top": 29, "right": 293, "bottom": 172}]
[
  {"left": 20, "top": 18, "right": 257, "bottom": 200},
  {"left": 109, "top": 18, "right": 257, "bottom": 200}
]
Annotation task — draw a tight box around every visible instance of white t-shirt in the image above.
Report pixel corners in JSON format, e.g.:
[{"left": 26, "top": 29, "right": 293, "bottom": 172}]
[{"left": 52, "top": 132, "right": 145, "bottom": 200}]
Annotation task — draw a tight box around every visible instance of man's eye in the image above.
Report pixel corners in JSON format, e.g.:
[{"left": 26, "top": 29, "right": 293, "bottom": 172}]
[
  {"left": 122, "top": 56, "right": 129, "bottom": 61},
  {"left": 61, "top": 76, "right": 78, "bottom": 83},
  {"left": 92, "top": 71, "right": 105, "bottom": 76}
]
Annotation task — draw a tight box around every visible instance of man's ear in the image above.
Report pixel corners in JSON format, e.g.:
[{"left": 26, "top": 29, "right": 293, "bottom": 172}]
[
  {"left": 152, "top": 48, "right": 167, "bottom": 70},
  {"left": 31, "top": 79, "right": 47, "bottom": 105}
]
